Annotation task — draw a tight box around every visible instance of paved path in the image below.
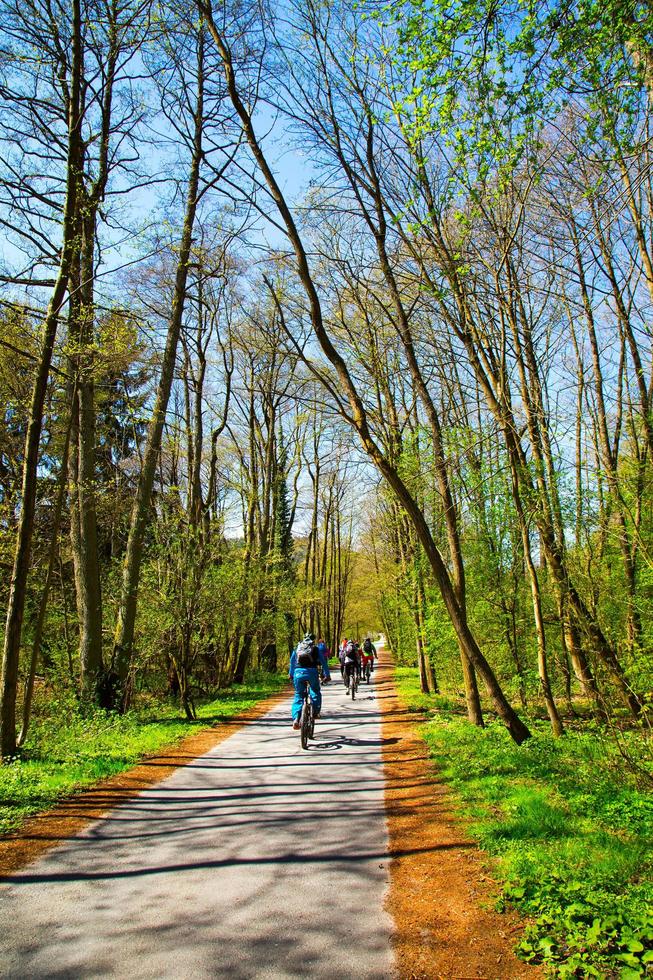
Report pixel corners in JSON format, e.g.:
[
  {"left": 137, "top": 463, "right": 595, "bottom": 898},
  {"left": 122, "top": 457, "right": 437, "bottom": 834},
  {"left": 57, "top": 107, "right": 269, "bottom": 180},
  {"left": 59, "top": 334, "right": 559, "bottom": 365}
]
[{"left": 0, "top": 672, "right": 395, "bottom": 979}]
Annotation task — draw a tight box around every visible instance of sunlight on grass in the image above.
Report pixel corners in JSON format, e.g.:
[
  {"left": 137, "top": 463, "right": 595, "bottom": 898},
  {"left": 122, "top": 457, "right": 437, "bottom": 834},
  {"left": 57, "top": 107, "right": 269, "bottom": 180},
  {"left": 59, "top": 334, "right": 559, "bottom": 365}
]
[
  {"left": 394, "top": 666, "right": 653, "bottom": 978},
  {"left": 0, "top": 673, "right": 287, "bottom": 836}
]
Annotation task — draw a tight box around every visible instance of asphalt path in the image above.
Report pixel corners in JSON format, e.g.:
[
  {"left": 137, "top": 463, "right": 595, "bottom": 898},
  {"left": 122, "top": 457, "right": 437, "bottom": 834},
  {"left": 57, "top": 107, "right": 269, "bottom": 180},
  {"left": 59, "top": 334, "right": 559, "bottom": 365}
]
[{"left": 0, "top": 669, "right": 395, "bottom": 979}]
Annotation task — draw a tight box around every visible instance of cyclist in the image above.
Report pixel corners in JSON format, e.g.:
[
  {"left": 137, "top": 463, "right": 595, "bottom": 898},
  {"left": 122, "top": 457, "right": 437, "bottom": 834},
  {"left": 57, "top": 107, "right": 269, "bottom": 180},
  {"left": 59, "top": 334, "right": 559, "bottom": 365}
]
[
  {"left": 360, "top": 639, "right": 375, "bottom": 679},
  {"left": 354, "top": 641, "right": 363, "bottom": 683},
  {"left": 338, "top": 638, "right": 348, "bottom": 677},
  {"left": 342, "top": 639, "right": 359, "bottom": 692},
  {"left": 289, "top": 633, "right": 330, "bottom": 729},
  {"left": 362, "top": 636, "right": 377, "bottom": 671}
]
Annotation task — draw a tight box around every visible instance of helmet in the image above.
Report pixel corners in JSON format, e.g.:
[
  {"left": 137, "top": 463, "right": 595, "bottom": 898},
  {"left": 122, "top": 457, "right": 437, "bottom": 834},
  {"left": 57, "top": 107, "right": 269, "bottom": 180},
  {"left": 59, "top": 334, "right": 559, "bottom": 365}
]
[{"left": 304, "top": 632, "right": 314, "bottom": 642}]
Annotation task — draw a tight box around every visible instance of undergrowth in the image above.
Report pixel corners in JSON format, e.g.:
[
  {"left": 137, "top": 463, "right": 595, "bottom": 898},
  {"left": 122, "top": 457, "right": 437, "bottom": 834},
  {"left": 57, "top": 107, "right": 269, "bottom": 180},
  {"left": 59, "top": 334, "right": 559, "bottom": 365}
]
[
  {"left": 395, "top": 667, "right": 653, "bottom": 978},
  {"left": 0, "top": 672, "right": 286, "bottom": 836}
]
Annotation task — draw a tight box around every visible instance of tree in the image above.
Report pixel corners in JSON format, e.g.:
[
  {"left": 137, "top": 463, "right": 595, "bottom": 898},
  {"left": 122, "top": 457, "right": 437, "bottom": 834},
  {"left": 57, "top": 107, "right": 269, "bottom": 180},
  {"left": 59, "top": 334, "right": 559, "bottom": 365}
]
[
  {"left": 198, "top": 0, "right": 531, "bottom": 742},
  {"left": 112, "top": 8, "right": 240, "bottom": 701},
  {"left": 0, "top": 0, "right": 85, "bottom": 756}
]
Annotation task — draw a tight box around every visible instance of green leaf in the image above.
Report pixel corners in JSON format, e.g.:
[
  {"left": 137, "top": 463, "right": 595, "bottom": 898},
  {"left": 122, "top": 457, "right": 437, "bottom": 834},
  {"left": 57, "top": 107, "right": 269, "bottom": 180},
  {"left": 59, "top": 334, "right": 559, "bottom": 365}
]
[{"left": 617, "top": 953, "right": 641, "bottom": 967}]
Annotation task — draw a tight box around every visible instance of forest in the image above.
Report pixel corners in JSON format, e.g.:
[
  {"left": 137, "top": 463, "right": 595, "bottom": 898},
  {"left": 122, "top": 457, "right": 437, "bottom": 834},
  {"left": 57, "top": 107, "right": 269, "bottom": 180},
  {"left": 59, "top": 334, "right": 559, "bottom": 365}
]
[{"left": 0, "top": 0, "right": 652, "bottom": 973}]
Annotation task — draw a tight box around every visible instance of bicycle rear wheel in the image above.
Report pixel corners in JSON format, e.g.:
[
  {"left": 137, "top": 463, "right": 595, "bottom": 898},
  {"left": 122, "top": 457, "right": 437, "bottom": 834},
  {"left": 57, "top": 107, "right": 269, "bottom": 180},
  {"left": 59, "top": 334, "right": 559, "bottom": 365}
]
[
  {"left": 300, "top": 699, "right": 310, "bottom": 749},
  {"left": 308, "top": 702, "right": 315, "bottom": 739}
]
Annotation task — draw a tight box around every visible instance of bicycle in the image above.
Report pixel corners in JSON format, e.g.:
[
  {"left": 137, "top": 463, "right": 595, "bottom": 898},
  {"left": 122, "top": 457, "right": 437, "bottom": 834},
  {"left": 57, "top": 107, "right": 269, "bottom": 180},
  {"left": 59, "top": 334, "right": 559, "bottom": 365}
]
[
  {"left": 299, "top": 681, "right": 315, "bottom": 749},
  {"left": 345, "top": 662, "right": 358, "bottom": 699},
  {"left": 299, "top": 679, "right": 316, "bottom": 749},
  {"left": 362, "top": 660, "right": 371, "bottom": 684}
]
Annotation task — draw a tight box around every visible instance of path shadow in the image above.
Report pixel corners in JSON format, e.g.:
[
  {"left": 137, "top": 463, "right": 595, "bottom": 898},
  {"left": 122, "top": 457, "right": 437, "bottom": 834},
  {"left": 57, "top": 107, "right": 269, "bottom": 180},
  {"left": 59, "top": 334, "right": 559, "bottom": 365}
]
[{"left": 3, "top": 842, "right": 475, "bottom": 885}]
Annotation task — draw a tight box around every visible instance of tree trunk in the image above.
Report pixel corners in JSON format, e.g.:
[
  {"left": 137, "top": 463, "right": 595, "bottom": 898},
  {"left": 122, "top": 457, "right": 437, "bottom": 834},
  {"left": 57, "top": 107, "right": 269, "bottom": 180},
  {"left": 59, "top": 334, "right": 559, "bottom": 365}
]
[
  {"left": 112, "top": 27, "right": 206, "bottom": 698},
  {"left": 0, "top": 0, "right": 83, "bottom": 757},
  {"left": 17, "top": 411, "right": 73, "bottom": 747},
  {"left": 75, "top": 237, "right": 104, "bottom": 698},
  {"left": 503, "top": 435, "right": 564, "bottom": 735},
  {"left": 233, "top": 634, "right": 252, "bottom": 684},
  {"left": 417, "top": 642, "right": 429, "bottom": 694}
]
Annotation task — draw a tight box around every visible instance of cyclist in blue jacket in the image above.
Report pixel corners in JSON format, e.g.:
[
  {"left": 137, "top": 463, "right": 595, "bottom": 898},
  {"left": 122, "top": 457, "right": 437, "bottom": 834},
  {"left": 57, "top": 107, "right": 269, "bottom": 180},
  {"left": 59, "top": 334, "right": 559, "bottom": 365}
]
[{"left": 289, "top": 633, "right": 330, "bottom": 729}]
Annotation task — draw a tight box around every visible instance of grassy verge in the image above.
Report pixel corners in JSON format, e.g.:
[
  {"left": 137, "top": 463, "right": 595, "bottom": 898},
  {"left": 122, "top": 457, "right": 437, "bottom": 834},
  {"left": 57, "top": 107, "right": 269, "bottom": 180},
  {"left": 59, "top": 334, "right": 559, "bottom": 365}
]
[
  {"left": 394, "top": 667, "right": 653, "bottom": 979},
  {"left": 0, "top": 672, "right": 287, "bottom": 837}
]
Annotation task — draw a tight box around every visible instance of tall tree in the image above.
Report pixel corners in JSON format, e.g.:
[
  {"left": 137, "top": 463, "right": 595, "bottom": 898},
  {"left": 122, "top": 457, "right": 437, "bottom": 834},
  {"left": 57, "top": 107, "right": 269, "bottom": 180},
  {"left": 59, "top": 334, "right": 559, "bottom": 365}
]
[
  {"left": 0, "top": 0, "right": 84, "bottom": 756},
  {"left": 112, "top": 9, "right": 239, "bottom": 698},
  {"left": 198, "top": 0, "right": 531, "bottom": 742}
]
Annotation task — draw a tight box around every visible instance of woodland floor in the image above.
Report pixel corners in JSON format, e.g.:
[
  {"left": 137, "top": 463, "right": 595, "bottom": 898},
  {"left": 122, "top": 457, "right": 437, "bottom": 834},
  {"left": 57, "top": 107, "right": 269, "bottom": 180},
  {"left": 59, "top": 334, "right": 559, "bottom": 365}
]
[
  {"left": 377, "top": 651, "right": 544, "bottom": 979},
  {"left": 0, "top": 657, "right": 542, "bottom": 979}
]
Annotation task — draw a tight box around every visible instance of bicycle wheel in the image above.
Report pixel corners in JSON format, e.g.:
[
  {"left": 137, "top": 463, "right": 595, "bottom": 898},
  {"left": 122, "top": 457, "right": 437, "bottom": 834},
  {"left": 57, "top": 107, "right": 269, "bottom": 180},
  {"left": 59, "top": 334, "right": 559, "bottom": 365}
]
[
  {"left": 308, "top": 701, "right": 315, "bottom": 739},
  {"left": 351, "top": 674, "right": 356, "bottom": 699},
  {"left": 300, "top": 699, "right": 310, "bottom": 749}
]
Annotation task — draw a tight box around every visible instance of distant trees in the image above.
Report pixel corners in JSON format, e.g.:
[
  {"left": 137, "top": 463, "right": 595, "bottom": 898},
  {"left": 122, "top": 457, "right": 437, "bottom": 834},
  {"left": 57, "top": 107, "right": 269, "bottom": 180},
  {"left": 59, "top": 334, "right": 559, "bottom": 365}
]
[
  {"left": 0, "top": 0, "right": 151, "bottom": 752},
  {"left": 198, "top": 0, "right": 653, "bottom": 738},
  {"left": 0, "top": 0, "right": 652, "bottom": 755},
  {"left": 311, "top": 0, "right": 652, "bottom": 729},
  {"left": 113, "top": 10, "right": 226, "bottom": 700},
  {"left": 198, "top": 0, "right": 532, "bottom": 742}
]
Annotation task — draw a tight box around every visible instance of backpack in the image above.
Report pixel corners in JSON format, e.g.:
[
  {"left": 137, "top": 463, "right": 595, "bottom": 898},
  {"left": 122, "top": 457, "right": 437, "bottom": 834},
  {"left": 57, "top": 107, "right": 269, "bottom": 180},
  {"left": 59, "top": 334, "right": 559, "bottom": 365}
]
[
  {"left": 317, "top": 641, "right": 327, "bottom": 657},
  {"left": 296, "top": 639, "right": 314, "bottom": 668},
  {"left": 344, "top": 640, "right": 357, "bottom": 662},
  {"left": 363, "top": 638, "right": 373, "bottom": 654}
]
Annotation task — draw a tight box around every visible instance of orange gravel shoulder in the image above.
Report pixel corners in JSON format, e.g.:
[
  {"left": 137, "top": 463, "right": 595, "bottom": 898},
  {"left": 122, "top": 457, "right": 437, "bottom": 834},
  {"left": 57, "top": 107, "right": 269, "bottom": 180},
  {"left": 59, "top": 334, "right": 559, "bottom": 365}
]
[
  {"left": 0, "top": 687, "right": 288, "bottom": 878},
  {"left": 377, "top": 654, "right": 544, "bottom": 980}
]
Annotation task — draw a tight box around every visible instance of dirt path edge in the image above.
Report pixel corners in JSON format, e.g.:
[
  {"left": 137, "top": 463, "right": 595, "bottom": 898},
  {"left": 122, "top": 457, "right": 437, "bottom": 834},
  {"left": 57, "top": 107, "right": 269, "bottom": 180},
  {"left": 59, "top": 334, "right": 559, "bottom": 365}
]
[
  {"left": 377, "top": 652, "right": 543, "bottom": 980},
  {"left": 0, "top": 685, "right": 290, "bottom": 878}
]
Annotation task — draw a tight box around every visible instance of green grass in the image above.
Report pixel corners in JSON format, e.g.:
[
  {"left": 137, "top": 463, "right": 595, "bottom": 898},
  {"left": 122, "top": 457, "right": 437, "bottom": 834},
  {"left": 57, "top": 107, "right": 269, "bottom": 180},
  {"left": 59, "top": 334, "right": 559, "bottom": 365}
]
[
  {"left": 395, "top": 666, "right": 653, "bottom": 979},
  {"left": 394, "top": 665, "right": 462, "bottom": 714},
  {"left": 0, "top": 673, "right": 287, "bottom": 837}
]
